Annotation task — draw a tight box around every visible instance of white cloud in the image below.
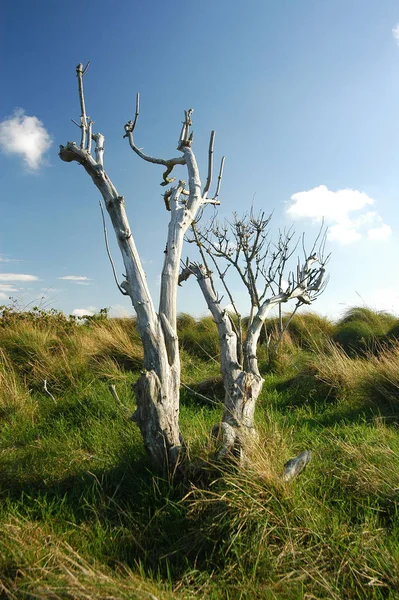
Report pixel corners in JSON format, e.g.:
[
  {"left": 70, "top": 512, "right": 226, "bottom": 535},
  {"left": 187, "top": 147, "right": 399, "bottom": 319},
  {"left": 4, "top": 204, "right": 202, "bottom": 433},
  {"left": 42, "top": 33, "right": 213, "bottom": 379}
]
[
  {"left": 286, "top": 185, "right": 391, "bottom": 245},
  {"left": 58, "top": 275, "right": 92, "bottom": 285},
  {"left": 328, "top": 224, "right": 361, "bottom": 245},
  {"left": 393, "top": 23, "right": 399, "bottom": 45},
  {"left": 72, "top": 308, "right": 95, "bottom": 317},
  {"left": 58, "top": 275, "right": 91, "bottom": 281},
  {"left": 367, "top": 223, "right": 392, "bottom": 241},
  {"left": 0, "top": 284, "right": 18, "bottom": 292},
  {"left": 0, "top": 273, "right": 38, "bottom": 282},
  {"left": 287, "top": 185, "right": 373, "bottom": 223},
  {"left": 0, "top": 109, "right": 52, "bottom": 170}
]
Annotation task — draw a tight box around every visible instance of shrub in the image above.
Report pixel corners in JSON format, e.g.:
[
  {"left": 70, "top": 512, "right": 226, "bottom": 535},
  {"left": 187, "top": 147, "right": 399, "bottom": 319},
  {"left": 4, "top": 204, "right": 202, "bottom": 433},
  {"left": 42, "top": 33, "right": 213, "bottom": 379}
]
[
  {"left": 338, "top": 307, "right": 397, "bottom": 333},
  {"left": 333, "top": 321, "right": 376, "bottom": 357},
  {"left": 285, "top": 312, "right": 334, "bottom": 351},
  {"left": 387, "top": 321, "right": 399, "bottom": 341},
  {"left": 178, "top": 315, "right": 220, "bottom": 361}
]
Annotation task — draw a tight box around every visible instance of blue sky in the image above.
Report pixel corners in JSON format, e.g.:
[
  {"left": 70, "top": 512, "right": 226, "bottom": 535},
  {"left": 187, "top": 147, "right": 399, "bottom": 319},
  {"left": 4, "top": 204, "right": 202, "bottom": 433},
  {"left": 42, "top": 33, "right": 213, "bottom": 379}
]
[{"left": 1, "top": 0, "right": 399, "bottom": 319}]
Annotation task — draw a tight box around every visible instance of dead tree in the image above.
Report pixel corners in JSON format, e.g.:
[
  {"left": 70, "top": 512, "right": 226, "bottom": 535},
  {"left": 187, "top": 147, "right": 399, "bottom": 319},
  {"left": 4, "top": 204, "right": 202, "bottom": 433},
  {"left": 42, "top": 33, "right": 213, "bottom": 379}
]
[
  {"left": 59, "top": 63, "right": 224, "bottom": 472},
  {"left": 179, "top": 211, "right": 328, "bottom": 473}
]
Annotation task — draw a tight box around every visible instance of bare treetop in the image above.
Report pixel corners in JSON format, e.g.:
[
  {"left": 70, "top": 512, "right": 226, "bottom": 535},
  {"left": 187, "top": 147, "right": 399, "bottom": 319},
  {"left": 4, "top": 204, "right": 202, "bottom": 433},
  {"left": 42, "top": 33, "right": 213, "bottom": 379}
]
[{"left": 185, "top": 211, "right": 329, "bottom": 318}]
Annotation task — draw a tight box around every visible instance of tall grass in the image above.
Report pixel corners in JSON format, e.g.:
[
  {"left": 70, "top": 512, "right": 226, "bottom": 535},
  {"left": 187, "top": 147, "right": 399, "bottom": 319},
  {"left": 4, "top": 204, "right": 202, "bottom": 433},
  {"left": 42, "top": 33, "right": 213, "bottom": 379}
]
[
  {"left": 310, "top": 340, "right": 399, "bottom": 414},
  {"left": 1, "top": 306, "right": 399, "bottom": 598}
]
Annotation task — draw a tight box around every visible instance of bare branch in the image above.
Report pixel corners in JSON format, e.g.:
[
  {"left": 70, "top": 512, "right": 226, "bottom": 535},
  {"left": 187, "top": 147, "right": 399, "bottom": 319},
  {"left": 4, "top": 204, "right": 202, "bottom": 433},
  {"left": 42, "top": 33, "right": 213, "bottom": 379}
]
[
  {"left": 98, "top": 200, "right": 129, "bottom": 296},
  {"left": 181, "top": 382, "right": 221, "bottom": 406},
  {"left": 129, "top": 92, "right": 140, "bottom": 134},
  {"left": 178, "top": 108, "right": 194, "bottom": 150},
  {"left": 108, "top": 384, "right": 129, "bottom": 417},
  {"left": 87, "top": 118, "right": 93, "bottom": 154},
  {"left": 203, "top": 130, "right": 215, "bottom": 197},
  {"left": 76, "top": 63, "right": 88, "bottom": 149},
  {"left": 211, "top": 156, "right": 225, "bottom": 203},
  {"left": 92, "top": 132, "right": 104, "bottom": 168},
  {"left": 123, "top": 99, "right": 186, "bottom": 185},
  {"left": 43, "top": 379, "right": 56, "bottom": 404}
]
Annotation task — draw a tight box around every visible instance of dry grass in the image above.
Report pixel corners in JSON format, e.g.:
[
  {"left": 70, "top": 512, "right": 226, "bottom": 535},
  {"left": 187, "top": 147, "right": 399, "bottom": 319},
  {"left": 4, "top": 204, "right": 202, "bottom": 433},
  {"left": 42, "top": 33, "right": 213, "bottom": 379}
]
[
  {"left": 0, "top": 318, "right": 143, "bottom": 392},
  {"left": 310, "top": 340, "right": 399, "bottom": 412},
  {"left": 0, "top": 518, "right": 175, "bottom": 600},
  {"left": 0, "top": 348, "right": 36, "bottom": 421}
]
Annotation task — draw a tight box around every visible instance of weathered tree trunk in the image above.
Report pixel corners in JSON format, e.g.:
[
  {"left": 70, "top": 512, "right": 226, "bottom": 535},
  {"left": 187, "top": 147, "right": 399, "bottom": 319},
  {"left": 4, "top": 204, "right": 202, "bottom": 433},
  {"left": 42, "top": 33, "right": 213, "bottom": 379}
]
[
  {"left": 180, "top": 262, "right": 316, "bottom": 462},
  {"left": 60, "top": 65, "right": 224, "bottom": 472},
  {"left": 214, "top": 369, "right": 264, "bottom": 460},
  {"left": 59, "top": 141, "right": 183, "bottom": 469},
  {"left": 133, "top": 349, "right": 182, "bottom": 469},
  {"left": 179, "top": 264, "right": 266, "bottom": 459}
]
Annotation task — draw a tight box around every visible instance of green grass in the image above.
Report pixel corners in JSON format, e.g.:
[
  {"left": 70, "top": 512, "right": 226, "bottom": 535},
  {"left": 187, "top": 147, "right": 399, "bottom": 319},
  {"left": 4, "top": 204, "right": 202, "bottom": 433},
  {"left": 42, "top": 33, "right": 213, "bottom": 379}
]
[{"left": 1, "top": 308, "right": 399, "bottom": 598}]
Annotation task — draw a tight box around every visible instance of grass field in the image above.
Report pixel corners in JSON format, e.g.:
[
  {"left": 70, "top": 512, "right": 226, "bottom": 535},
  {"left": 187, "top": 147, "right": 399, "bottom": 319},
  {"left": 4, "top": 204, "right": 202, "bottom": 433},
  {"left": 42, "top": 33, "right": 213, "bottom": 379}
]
[{"left": 1, "top": 306, "right": 399, "bottom": 599}]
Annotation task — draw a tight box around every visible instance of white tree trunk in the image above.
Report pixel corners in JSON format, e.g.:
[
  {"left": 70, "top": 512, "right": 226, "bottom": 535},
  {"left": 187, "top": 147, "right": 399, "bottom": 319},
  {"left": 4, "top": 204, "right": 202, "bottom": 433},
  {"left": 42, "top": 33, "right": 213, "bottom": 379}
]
[
  {"left": 182, "top": 263, "right": 307, "bottom": 461},
  {"left": 59, "top": 142, "right": 184, "bottom": 469},
  {"left": 60, "top": 68, "right": 224, "bottom": 472}
]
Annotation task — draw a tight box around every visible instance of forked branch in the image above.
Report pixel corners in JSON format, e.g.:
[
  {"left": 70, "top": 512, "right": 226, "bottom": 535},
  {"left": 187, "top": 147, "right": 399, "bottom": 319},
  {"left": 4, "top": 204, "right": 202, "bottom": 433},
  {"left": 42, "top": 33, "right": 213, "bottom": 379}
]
[{"left": 123, "top": 94, "right": 187, "bottom": 186}]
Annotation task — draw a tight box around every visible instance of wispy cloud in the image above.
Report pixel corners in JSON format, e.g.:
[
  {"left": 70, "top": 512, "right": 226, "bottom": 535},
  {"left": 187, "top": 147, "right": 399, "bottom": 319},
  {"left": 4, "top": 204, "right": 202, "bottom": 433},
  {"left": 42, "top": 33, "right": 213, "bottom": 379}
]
[
  {"left": 0, "top": 284, "right": 18, "bottom": 301},
  {"left": 0, "top": 284, "right": 18, "bottom": 292},
  {"left": 58, "top": 275, "right": 92, "bottom": 286},
  {"left": 286, "top": 185, "right": 392, "bottom": 245},
  {"left": 0, "top": 273, "right": 39, "bottom": 282},
  {"left": 393, "top": 23, "right": 399, "bottom": 45},
  {"left": 0, "top": 109, "right": 52, "bottom": 170},
  {"left": 0, "top": 255, "right": 19, "bottom": 263}
]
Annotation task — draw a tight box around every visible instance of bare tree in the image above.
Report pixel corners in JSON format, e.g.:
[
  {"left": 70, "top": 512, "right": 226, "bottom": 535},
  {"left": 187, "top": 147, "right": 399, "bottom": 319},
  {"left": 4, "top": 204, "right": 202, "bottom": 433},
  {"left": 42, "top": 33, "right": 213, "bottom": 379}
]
[
  {"left": 179, "top": 211, "right": 328, "bottom": 473},
  {"left": 59, "top": 63, "right": 224, "bottom": 472}
]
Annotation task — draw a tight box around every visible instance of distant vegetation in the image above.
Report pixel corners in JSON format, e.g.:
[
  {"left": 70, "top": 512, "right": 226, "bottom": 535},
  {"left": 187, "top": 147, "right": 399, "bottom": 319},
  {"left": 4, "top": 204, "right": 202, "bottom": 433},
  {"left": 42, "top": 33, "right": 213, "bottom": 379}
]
[{"left": 1, "top": 304, "right": 399, "bottom": 598}]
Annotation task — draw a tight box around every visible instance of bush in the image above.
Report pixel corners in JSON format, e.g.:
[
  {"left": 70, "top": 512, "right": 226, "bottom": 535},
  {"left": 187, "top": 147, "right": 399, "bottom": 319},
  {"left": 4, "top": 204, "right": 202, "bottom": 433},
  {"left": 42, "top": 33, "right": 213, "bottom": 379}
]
[
  {"left": 338, "top": 307, "right": 397, "bottom": 333},
  {"left": 333, "top": 321, "right": 376, "bottom": 357},
  {"left": 387, "top": 321, "right": 399, "bottom": 341},
  {"left": 178, "top": 315, "right": 220, "bottom": 361},
  {"left": 285, "top": 312, "right": 334, "bottom": 351}
]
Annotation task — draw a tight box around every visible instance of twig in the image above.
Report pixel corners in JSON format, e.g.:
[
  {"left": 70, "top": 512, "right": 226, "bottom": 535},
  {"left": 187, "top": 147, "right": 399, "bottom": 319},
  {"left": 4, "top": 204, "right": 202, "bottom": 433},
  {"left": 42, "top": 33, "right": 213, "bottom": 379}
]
[
  {"left": 43, "top": 379, "right": 56, "bottom": 404},
  {"left": 213, "top": 156, "right": 225, "bottom": 201},
  {"left": 181, "top": 382, "right": 221, "bottom": 406},
  {"left": 108, "top": 384, "right": 129, "bottom": 417}
]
